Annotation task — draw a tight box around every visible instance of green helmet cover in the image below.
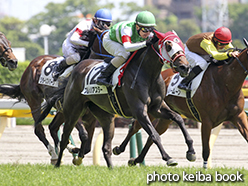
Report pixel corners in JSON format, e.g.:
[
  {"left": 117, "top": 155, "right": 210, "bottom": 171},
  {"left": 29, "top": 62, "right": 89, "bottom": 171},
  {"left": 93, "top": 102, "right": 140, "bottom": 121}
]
[{"left": 135, "top": 11, "right": 156, "bottom": 27}]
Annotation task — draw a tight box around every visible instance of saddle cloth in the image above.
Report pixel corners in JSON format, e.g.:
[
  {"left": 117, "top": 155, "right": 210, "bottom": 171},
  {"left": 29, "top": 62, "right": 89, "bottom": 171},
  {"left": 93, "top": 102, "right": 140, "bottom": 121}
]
[
  {"left": 166, "top": 68, "right": 206, "bottom": 98},
  {"left": 81, "top": 62, "right": 123, "bottom": 95},
  {"left": 38, "top": 57, "right": 74, "bottom": 87}
]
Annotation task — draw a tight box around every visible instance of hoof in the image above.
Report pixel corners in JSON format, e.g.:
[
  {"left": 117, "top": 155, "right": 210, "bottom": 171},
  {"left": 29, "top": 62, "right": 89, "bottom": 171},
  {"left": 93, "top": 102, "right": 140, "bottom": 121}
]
[
  {"left": 50, "top": 159, "right": 57, "bottom": 165},
  {"left": 167, "top": 159, "right": 178, "bottom": 166},
  {"left": 72, "top": 156, "right": 83, "bottom": 166},
  {"left": 128, "top": 158, "right": 137, "bottom": 166},
  {"left": 113, "top": 146, "right": 121, "bottom": 155},
  {"left": 203, "top": 161, "right": 208, "bottom": 169},
  {"left": 186, "top": 152, "right": 196, "bottom": 162}
]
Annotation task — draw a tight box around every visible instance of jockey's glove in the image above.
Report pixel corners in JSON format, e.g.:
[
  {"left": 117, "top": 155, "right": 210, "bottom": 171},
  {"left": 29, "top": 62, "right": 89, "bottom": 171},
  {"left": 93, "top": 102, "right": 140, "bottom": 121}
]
[{"left": 146, "top": 36, "right": 159, "bottom": 47}]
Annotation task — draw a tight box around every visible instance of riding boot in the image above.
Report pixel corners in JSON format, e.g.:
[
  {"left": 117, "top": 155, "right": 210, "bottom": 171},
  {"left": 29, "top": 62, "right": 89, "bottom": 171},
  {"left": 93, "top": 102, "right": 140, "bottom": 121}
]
[
  {"left": 96, "top": 63, "right": 117, "bottom": 87},
  {"left": 178, "top": 65, "right": 203, "bottom": 91},
  {"left": 53, "top": 59, "right": 69, "bottom": 81}
]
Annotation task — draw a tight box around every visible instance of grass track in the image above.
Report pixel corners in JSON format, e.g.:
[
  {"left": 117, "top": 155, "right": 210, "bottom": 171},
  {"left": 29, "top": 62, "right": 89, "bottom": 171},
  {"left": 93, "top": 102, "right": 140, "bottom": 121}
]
[{"left": 0, "top": 164, "right": 247, "bottom": 186}]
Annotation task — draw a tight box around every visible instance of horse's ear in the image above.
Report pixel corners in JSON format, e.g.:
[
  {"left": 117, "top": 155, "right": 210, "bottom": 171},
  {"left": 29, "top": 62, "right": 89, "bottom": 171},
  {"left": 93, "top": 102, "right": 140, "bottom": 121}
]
[
  {"left": 243, "top": 38, "right": 248, "bottom": 48},
  {"left": 154, "top": 30, "right": 167, "bottom": 40}
]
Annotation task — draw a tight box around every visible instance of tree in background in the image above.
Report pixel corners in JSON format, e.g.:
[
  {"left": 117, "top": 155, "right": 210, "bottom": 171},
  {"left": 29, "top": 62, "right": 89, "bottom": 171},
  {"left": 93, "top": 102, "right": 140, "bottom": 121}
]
[
  {"left": 229, "top": 3, "right": 248, "bottom": 48},
  {"left": 26, "top": 0, "right": 114, "bottom": 57},
  {"left": 0, "top": 1, "right": 247, "bottom": 61},
  {"left": 0, "top": 17, "right": 43, "bottom": 61}
]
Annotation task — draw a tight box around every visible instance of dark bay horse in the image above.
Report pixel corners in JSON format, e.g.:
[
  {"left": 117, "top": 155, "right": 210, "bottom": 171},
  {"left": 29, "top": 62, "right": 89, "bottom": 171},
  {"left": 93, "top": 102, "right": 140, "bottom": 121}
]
[
  {"left": 0, "top": 28, "right": 109, "bottom": 164},
  {"left": 52, "top": 30, "right": 195, "bottom": 168},
  {"left": 114, "top": 40, "right": 248, "bottom": 168},
  {"left": 0, "top": 32, "right": 18, "bottom": 71}
]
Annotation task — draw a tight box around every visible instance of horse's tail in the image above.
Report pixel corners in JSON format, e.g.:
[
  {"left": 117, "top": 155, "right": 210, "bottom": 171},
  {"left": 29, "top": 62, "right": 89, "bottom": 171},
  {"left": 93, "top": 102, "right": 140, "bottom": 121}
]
[
  {"left": 34, "top": 86, "right": 65, "bottom": 128},
  {"left": 0, "top": 84, "right": 24, "bottom": 101}
]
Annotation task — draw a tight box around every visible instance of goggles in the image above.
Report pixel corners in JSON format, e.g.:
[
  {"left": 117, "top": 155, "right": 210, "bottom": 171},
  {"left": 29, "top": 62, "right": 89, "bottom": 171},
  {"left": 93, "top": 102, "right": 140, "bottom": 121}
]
[
  {"left": 217, "top": 42, "right": 229, "bottom": 46},
  {"left": 100, "top": 21, "right": 111, "bottom": 27},
  {"left": 140, "top": 26, "right": 154, "bottom": 33}
]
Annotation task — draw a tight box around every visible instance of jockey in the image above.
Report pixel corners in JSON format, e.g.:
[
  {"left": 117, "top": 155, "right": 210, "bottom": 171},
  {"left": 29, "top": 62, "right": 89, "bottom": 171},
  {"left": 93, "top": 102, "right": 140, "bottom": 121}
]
[
  {"left": 178, "top": 26, "right": 240, "bottom": 91},
  {"left": 96, "top": 10, "right": 158, "bottom": 86},
  {"left": 53, "top": 8, "right": 112, "bottom": 81}
]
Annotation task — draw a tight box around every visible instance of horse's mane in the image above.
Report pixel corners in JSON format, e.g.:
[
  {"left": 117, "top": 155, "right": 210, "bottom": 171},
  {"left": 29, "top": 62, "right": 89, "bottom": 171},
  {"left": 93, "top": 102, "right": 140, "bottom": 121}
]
[{"left": 0, "top": 32, "right": 10, "bottom": 46}]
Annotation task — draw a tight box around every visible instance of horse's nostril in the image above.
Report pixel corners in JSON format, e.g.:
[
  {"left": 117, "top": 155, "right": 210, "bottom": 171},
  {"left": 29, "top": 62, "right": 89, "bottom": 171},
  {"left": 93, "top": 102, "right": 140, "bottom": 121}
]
[{"left": 180, "top": 65, "right": 186, "bottom": 71}]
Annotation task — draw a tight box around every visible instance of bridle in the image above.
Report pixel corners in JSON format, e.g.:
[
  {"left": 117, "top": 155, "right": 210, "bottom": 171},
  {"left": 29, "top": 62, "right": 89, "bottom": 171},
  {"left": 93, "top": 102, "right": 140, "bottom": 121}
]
[
  {"left": 0, "top": 36, "right": 13, "bottom": 67},
  {"left": 0, "top": 47, "right": 12, "bottom": 67},
  {"left": 151, "top": 40, "right": 186, "bottom": 72}
]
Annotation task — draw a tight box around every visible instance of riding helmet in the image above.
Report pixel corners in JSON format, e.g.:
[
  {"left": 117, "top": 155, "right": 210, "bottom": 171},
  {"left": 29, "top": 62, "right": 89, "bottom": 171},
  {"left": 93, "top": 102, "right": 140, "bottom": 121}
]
[
  {"left": 94, "top": 8, "right": 112, "bottom": 22},
  {"left": 135, "top": 11, "right": 156, "bottom": 27},
  {"left": 214, "top": 27, "right": 232, "bottom": 44}
]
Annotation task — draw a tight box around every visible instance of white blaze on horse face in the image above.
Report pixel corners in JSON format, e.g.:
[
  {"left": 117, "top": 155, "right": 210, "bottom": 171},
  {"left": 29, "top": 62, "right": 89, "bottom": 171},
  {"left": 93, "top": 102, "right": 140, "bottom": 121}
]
[{"left": 159, "top": 41, "right": 183, "bottom": 62}]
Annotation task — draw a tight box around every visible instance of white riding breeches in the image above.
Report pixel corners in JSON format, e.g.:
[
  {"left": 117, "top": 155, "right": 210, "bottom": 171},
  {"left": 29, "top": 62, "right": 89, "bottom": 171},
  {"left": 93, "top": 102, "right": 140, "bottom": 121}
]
[
  {"left": 103, "top": 32, "right": 130, "bottom": 60},
  {"left": 62, "top": 40, "right": 81, "bottom": 65},
  {"left": 185, "top": 46, "right": 210, "bottom": 71}
]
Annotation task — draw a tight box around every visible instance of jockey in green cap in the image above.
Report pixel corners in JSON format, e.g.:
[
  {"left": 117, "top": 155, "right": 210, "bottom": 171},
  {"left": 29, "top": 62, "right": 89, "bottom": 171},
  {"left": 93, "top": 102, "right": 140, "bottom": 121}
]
[{"left": 96, "top": 10, "right": 158, "bottom": 86}]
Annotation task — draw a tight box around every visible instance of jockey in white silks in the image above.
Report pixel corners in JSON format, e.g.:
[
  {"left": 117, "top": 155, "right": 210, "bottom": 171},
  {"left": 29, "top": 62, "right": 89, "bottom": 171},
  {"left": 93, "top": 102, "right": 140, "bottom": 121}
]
[
  {"left": 96, "top": 11, "right": 159, "bottom": 87},
  {"left": 53, "top": 8, "right": 112, "bottom": 81},
  {"left": 178, "top": 26, "right": 240, "bottom": 91}
]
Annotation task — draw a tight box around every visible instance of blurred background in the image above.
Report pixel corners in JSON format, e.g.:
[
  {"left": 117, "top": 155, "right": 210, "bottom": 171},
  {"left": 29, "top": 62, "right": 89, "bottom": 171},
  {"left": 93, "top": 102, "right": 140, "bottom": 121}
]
[{"left": 1, "top": 0, "right": 248, "bottom": 128}]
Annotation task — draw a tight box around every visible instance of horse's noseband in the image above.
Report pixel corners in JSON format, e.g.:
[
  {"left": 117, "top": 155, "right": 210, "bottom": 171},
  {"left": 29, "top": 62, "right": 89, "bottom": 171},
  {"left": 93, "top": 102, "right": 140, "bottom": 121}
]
[{"left": 151, "top": 42, "right": 186, "bottom": 72}]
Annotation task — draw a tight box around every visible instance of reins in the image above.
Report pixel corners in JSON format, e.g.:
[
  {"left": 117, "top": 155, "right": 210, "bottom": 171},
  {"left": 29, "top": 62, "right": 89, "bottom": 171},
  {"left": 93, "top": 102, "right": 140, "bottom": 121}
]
[
  {"left": 130, "top": 47, "right": 149, "bottom": 89},
  {"left": 225, "top": 47, "right": 248, "bottom": 75},
  {"left": 94, "top": 30, "right": 114, "bottom": 59},
  {"left": 235, "top": 55, "right": 248, "bottom": 74}
]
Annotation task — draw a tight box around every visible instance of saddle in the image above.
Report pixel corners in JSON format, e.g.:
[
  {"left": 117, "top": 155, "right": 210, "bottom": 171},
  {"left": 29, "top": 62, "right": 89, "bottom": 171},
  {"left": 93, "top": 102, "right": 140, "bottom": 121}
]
[{"left": 38, "top": 57, "right": 74, "bottom": 87}]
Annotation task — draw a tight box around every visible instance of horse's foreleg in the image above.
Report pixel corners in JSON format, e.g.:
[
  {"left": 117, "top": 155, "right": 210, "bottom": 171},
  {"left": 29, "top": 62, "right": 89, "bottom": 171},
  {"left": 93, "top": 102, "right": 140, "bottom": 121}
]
[
  {"left": 155, "top": 102, "right": 196, "bottom": 161},
  {"left": 113, "top": 120, "right": 142, "bottom": 155},
  {"left": 55, "top": 99, "right": 86, "bottom": 167},
  {"left": 55, "top": 117, "right": 78, "bottom": 167},
  {"left": 201, "top": 121, "right": 212, "bottom": 169},
  {"left": 133, "top": 104, "right": 177, "bottom": 166},
  {"left": 130, "top": 119, "right": 171, "bottom": 166},
  {"left": 101, "top": 118, "right": 115, "bottom": 168}
]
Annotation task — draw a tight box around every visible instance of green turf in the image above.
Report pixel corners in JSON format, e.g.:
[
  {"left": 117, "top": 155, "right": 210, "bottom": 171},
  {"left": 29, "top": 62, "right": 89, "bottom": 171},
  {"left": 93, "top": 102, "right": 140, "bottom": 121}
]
[{"left": 0, "top": 164, "right": 246, "bottom": 186}]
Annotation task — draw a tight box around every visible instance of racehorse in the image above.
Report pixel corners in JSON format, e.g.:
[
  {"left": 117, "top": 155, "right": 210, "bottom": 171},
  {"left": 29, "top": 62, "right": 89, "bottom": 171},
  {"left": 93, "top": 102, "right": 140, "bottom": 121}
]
[
  {"left": 0, "top": 32, "right": 18, "bottom": 71},
  {"left": 113, "top": 39, "right": 248, "bottom": 168},
  {"left": 0, "top": 28, "right": 109, "bottom": 164},
  {"left": 51, "top": 30, "right": 196, "bottom": 168}
]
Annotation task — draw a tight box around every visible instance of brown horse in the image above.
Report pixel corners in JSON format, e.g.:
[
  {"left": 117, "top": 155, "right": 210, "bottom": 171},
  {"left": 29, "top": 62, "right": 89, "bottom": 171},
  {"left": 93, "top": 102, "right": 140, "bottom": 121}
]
[
  {"left": 48, "top": 30, "right": 196, "bottom": 168},
  {"left": 0, "top": 28, "right": 109, "bottom": 164},
  {"left": 114, "top": 40, "right": 248, "bottom": 168},
  {"left": 0, "top": 32, "right": 18, "bottom": 71}
]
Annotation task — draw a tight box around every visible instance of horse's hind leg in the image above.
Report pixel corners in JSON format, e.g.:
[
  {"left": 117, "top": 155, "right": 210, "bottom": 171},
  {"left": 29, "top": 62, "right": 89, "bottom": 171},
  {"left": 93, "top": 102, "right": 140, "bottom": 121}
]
[
  {"left": 88, "top": 103, "right": 115, "bottom": 168},
  {"left": 113, "top": 120, "right": 142, "bottom": 155},
  {"left": 81, "top": 110, "right": 97, "bottom": 155},
  {"left": 48, "top": 112, "right": 65, "bottom": 154},
  {"left": 233, "top": 111, "right": 248, "bottom": 141},
  {"left": 28, "top": 97, "right": 57, "bottom": 159}
]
